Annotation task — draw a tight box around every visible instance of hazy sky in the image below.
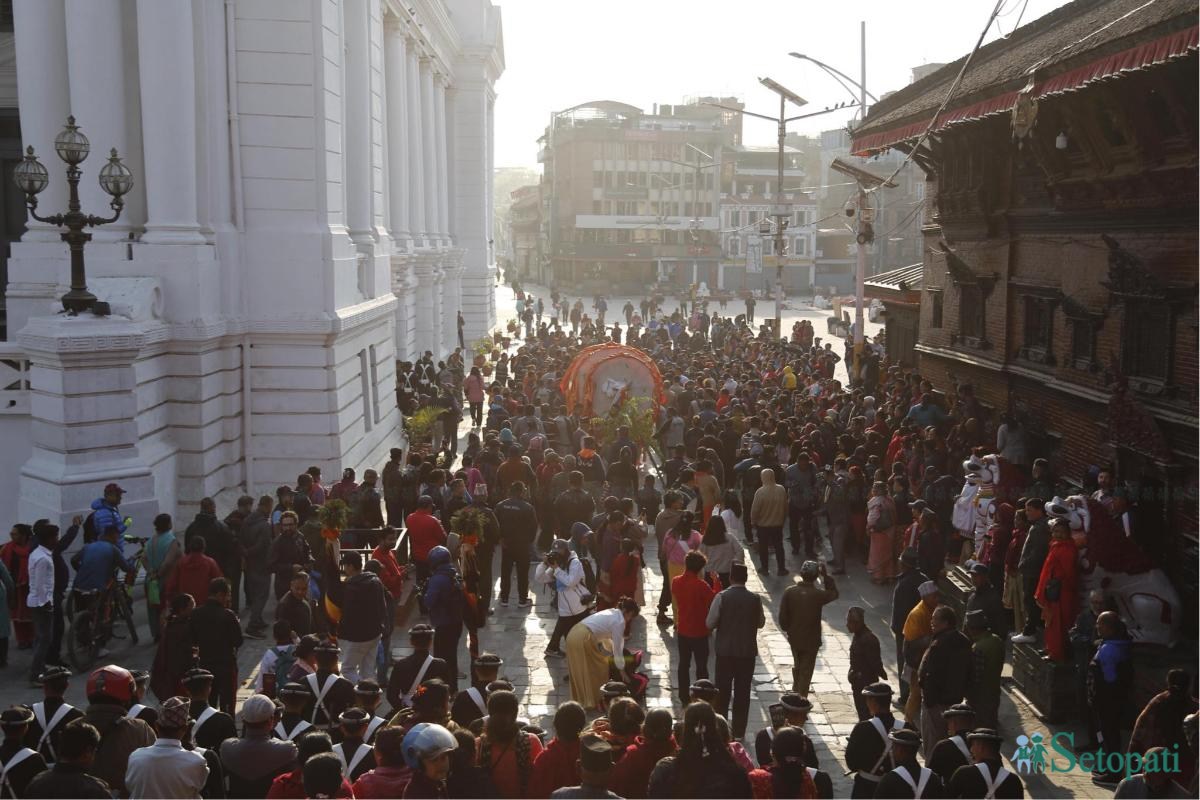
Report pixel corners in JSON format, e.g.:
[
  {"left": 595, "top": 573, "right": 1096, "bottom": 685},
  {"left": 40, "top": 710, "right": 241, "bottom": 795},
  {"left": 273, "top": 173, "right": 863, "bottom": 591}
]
[{"left": 492, "top": 0, "right": 1072, "bottom": 168}]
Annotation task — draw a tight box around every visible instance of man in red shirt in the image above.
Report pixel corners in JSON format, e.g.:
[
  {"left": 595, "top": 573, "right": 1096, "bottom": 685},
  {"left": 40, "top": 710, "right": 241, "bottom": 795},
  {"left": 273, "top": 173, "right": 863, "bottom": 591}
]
[
  {"left": 167, "top": 535, "right": 224, "bottom": 605},
  {"left": 670, "top": 551, "right": 715, "bottom": 705},
  {"left": 351, "top": 727, "right": 412, "bottom": 799},
  {"left": 405, "top": 496, "right": 447, "bottom": 585}
]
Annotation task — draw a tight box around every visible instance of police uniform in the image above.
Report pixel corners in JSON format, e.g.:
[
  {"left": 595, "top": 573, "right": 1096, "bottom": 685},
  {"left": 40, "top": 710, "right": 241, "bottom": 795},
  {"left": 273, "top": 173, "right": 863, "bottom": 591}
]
[
  {"left": 184, "top": 669, "right": 238, "bottom": 751},
  {"left": 927, "top": 705, "right": 977, "bottom": 782},
  {"left": 332, "top": 709, "right": 377, "bottom": 782},
  {"left": 385, "top": 627, "right": 450, "bottom": 714},
  {"left": 451, "top": 654, "right": 504, "bottom": 729},
  {"left": 302, "top": 648, "right": 356, "bottom": 733},
  {"left": 946, "top": 730, "right": 1023, "bottom": 799},
  {"left": 873, "top": 729, "right": 944, "bottom": 799},
  {"left": 754, "top": 694, "right": 818, "bottom": 769},
  {"left": 0, "top": 708, "right": 48, "bottom": 798},
  {"left": 353, "top": 681, "right": 388, "bottom": 744},
  {"left": 845, "top": 683, "right": 906, "bottom": 799}
]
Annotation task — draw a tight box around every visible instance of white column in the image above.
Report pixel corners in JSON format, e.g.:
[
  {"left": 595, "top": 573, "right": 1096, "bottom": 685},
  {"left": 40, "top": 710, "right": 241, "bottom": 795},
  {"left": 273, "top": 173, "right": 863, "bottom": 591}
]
[
  {"left": 135, "top": 0, "right": 203, "bottom": 244},
  {"left": 64, "top": 0, "right": 141, "bottom": 239},
  {"left": 405, "top": 39, "right": 426, "bottom": 248},
  {"left": 13, "top": 0, "right": 71, "bottom": 242},
  {"left": 343, "top": 0, "right": 372, "bottom": 246},
  {"left": 419, "top": 58, "right": 438, "bottom": 245},
  {"left": 383, "top": 21, "right": 410, "bottom": 248},
  {"left": 434, "top": 75, "right": 451, "bottom": 242}
]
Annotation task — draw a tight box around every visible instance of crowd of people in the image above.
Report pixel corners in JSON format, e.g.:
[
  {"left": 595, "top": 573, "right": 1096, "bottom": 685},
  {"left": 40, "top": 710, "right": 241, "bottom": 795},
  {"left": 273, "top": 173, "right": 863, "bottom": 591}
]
[{"left": 0, "top": 286, "right": 1193, "bottom": 799}]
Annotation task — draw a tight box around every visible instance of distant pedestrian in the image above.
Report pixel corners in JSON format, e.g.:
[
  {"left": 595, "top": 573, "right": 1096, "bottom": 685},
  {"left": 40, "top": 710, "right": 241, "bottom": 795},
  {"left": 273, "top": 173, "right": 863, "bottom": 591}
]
[
  {"left": 778, "top": 560, "right": 838, "bottom": 696},
  {"left": 705, "top": 563, "right": 763, "bottom": 739},
  {"left": 846, "top": 606, "right": 886, "bottom": 721}
]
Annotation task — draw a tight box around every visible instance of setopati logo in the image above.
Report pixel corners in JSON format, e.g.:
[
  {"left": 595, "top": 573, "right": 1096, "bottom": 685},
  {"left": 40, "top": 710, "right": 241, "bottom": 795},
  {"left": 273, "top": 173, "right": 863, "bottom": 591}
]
[{"left": 1011, "top": 732, "right": 1182, "bottom": 777}]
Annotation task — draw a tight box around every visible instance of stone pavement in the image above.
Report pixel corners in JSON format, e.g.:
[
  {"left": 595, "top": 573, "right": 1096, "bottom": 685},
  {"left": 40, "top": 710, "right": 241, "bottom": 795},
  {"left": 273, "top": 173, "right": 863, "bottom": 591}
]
[{"left": 394, "top": 515, "right": 1112, "bottom": 798}]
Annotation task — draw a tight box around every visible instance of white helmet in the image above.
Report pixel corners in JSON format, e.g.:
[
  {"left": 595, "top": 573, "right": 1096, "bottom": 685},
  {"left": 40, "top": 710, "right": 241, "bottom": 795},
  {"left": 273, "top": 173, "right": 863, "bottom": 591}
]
[{"left": 402, "top": 723, "right": 458, "bottom": 770}]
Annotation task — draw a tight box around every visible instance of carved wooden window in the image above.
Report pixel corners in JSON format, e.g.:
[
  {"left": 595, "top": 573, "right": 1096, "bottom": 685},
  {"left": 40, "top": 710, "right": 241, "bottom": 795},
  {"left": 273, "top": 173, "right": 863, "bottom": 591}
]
[
  {"left": 929, "top": 290, "right": 944, "bottom": 328},
  {"left": 959, "top": 285, "right": 984, "bottom": 341},
  {"left": 1071, "top": 318, "right": 1095, "bottom": 366},
  {"left": 1123, "top": 301, "right": 1171, "bottom": 383},
  {"left": 1020, "top": 296, "right": 1055, "bottom": 365}
]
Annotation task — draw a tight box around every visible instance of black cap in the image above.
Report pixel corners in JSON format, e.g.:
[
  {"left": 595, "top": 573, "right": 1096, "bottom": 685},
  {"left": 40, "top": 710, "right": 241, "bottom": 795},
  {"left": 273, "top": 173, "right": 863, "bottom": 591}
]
[
  {"left": 0, "top": 707, "right": 33, "bottom": 727},
  {"left": 890, "top": 728, "right": 921, "bottom": 747},
  {"left": 409, "top": 623, "right": 435, "bottom": 639},
  {"left": 473, "top": 653, "right": 504, "bottom": 669},
  {"left": 183, "top": 668, "right": 214, "bottom": 685},
  {"left": 39, "top": 665, "right": 72, "bottom": 683},
  {"left": 780, "top": 693, "right": 813, "bottom": 713},
  {"left": 485, "top": 680, "right": 514, "bottom": 694},
  {"left": 355, "top": 680, "right": 382, "bottom": 696},
  {"left": 860, "top": 682, "right": 893, "bottom": 698},
  {"left": 279, "top": 682, "right": 311, "bottom": 698},
  {"left": 943, "top": 703, "right": 977, "bottom": 719},
  {"left": 964, "top": 609, "right": 990, "bottom": 630},
  {"left": 338, "top": 708, "right": 369, "bottom": 727},
  {"left": 689, "top": 679, "right": 718, "bottom": 697},
  {"left": 315, "top": 640, "right": 341, "bottom": 655},
  {"left": 600, "top": 681, "right": 629, "bottom": 699},
  {"left": 967, "top": 561, "right": 989, "bottom": 576},
  {"left": 899, "top": 547, "right": 919, "bottom": 567},
  {"left": 579, "top": 733, "right": 614, "bottom": 772},
  {"left": 908, "top": 498, "right": 928, "bottom": 512},
  {"left": 967, "top": 727, "right": 1004, "bottom": 744}
]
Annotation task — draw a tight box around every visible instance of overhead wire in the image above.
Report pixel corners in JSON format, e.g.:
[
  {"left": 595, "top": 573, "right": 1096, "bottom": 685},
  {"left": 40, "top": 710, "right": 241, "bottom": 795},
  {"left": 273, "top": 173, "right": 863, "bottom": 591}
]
[{"left": 867, "top": 0, "right": 1008, "bottom": 194}]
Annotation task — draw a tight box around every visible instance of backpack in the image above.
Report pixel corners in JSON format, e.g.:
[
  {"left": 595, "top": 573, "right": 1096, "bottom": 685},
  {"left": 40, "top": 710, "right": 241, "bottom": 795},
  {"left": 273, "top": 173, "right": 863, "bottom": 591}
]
[
  {"left": 273, "top": 646, "right": 297, "bottom": 688},
  {"left": 580, "top": 557, "right": 597, "bottom": 596},
  {"left": 82, "top": 511, "right": 99, "bottom": 544}
]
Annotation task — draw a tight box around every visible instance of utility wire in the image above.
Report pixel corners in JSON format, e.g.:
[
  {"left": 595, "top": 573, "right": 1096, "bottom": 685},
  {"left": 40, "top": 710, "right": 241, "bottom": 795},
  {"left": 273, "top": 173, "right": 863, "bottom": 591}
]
[{"left": 868, "top": 0, "right": 1008, "bottom": 193}]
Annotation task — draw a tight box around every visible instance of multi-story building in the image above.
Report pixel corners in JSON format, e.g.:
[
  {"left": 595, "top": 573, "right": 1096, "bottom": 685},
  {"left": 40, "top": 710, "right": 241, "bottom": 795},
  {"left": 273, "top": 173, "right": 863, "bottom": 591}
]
[
  {"left": 0, "top": 0, "right": 503, "bottom": 528},
  {"left": 853, "top": 0, "right": 1198, "bottom": 602},
  {"left": 719, "top": 144, "right": 816, "bottom": 293},
  {"left": 508, "top": 184, "right": 543, "bottom": 284},
  {"left": 539, "top": 98, "right": 742, "bottom": 293}
]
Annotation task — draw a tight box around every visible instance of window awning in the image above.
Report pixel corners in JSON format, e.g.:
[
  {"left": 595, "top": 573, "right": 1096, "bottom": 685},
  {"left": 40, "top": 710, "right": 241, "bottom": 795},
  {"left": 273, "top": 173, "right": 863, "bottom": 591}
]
[{"left": 851, "top": 25, "right": 1198, "bottom": 155}]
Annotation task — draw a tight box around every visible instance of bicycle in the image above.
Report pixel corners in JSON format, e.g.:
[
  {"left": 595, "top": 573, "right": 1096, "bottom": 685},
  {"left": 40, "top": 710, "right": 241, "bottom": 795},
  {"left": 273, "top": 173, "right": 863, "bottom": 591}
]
[{"left": 66, "top": 536, "right": 145, "bottom": 671}]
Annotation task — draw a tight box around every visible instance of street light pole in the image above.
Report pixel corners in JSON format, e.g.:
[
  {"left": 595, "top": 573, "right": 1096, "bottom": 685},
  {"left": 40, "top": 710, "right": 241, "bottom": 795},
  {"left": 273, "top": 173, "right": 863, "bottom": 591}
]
[
  {"left": 13, "top": 117, "right": 134, "bottom": 314},
  {"left": 704, "top": 91, "right": 848, "bottom": 339}
]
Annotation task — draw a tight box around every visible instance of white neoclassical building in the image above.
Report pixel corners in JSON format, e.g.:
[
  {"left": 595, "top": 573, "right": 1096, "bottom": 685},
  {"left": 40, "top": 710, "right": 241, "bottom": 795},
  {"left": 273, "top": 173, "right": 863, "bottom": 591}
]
[{"left": 0, "top": 0, "right": 503, "bottom": 528}]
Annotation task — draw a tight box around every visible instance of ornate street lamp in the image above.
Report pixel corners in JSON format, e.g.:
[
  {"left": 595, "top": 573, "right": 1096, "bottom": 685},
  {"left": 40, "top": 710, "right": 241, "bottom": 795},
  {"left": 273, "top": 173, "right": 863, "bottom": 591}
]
[{"left": 13, "top": 116, "right": 134, "bottom": 314}]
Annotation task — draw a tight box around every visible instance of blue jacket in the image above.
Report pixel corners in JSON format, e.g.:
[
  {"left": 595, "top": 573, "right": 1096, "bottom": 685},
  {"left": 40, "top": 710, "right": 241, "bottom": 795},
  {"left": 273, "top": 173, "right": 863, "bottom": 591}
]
[
  {"left": 422, "top": 548, "right": 464, "bottom": 629},
  {"left": 73, "top": 540, "right": 135, "bottom": 592},
  {"left": 90, "top": 498, "right": 127, "bottom": 553}
]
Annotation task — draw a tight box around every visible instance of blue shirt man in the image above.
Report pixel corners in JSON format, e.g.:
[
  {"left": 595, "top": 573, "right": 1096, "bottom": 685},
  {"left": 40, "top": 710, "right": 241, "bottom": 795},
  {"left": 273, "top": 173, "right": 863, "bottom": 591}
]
[{"left": 72, "top": 533, "right": 135, "bottom": 592}]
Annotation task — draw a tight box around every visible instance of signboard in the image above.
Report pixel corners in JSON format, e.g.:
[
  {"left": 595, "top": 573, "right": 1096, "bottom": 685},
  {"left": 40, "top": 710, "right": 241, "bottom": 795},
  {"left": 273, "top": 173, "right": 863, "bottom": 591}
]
[{"left": 746, "top": 234, "right": 763, "bottom": 274}]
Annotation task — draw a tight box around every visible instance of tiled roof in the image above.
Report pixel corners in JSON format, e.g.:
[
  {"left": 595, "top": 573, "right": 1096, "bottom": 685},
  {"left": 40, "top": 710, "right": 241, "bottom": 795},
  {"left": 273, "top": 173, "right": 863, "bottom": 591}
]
[{"left": 864, "top": 262, "right": 924, "bottom": 292}]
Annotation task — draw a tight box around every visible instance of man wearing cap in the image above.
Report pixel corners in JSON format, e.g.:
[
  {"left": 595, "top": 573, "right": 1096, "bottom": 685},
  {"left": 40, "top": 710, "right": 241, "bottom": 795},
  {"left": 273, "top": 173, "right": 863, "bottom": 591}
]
[
  {"left": 549, "top": 733, "right": 621, "bottom": 799},
  {"left": 947, "top": 729, "right": 1023, "bottom": 799},
  {"left": 388, "top": 624, "right": 450, "bottom": 713},
  {"left": 88, "top": 483, "right": 129, "bottom": 551},
  {"left": 778, "top": 560, "right": 838, "bottom": 696},
  {"left": 452, "top": 653, "right": 504, "bottom": 729},
  {"left": 965, "top": 609, "right": 1005, "bottom": 730},
  {"left": 874, "top": 727, "right": 943, "bottom": 799},
  {"left": 126, "top": 670, "right": 158, "bottom": 729},
  {"left": 124, "top": 696, "right": 209, "bottom": 799},
  {"left": 754, "top": 694, "right": 818, "bottom": 770},
  {"left": 917, "top": 606, "right": 971, "bottom": 758},
  {"left": 182, "top": 668, "right": 237, "bottom": 751},
  {"left": 353, "top": 681, "right": 388, "bottom": 744},
  {"left": 0, "top": 706, "right": 48, "bottom": 797},
  {"left": 902, "top": 580, "right": 940, "bottom": 723},
  {"left": 304, "top": 641, "right": 356, "bottom": 732},
  {"left": 218, "top": 693, "right": 298, "bottom": 797},
  {"left": 927, "top": 704, "right": 976, "bottom": 782},
  {"left": 706, "top": 561, "right": 764, "bottom": 739},
  {"left": 26, "top": 665, "right": 83, "bottom": 765},
  {"left": 847, "top": 606, "right": 887, "bottom": 722},
  {"left": 845, "top": 682, "right": 904, "bottom": 798},
  {"left": 964, "top": 561, "right": 1006, "bottom": 639},
  {"left": 275, "top": 683, "right": 314, "bottom": 741},
  {"left": 332, "top": 708, "right": 377, "bottom": 782}
]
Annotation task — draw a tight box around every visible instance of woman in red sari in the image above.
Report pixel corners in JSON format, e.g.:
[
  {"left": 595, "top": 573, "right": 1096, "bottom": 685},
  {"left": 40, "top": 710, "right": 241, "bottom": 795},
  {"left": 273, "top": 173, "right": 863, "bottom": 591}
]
[
  {"left": 1035, "top": 519, "right": 1079, "bottom": 662},
  {"left": 1, "top": 525, "right": 33, "bottom": 647}
]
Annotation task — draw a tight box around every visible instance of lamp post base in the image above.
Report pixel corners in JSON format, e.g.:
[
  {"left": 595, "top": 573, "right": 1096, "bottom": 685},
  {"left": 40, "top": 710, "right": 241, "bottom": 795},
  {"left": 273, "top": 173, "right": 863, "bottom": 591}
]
[{"left": 61, "top": 288, "right": 97, "bottom": 315}]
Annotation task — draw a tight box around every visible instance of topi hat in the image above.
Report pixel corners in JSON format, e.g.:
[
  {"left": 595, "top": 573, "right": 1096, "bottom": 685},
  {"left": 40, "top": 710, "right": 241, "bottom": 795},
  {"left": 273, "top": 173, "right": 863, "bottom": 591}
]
[
  {"left": 159, "top": 696, "right": 191, "bottom": 729},
  {"left": 918, "top": 580, "right": 939, "bottom": 598},
  {"left": 943, "top": 703, "right": 977, "bottom": 719},
  {"left": 579, "top": 733, "right": 614, "bottom": 772},
  {"left": 600, "top": 681, "right": 629, "bottom": 699},
  {"left": 241, "top": 694, "right": 277, "bottom": 724},
  {"left": 860, "top": 682, "right": 893, "bottom": 698},
  {"left": 899, "top": 547, "right": 919, "bottom": 567}
]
